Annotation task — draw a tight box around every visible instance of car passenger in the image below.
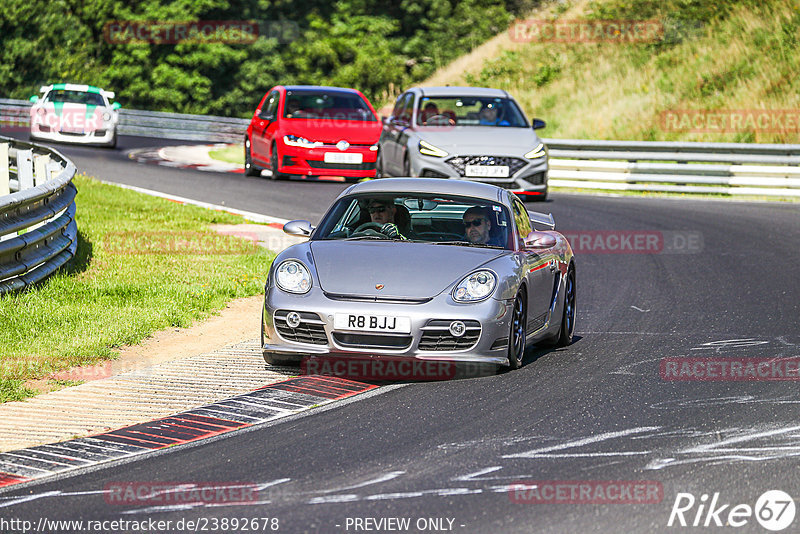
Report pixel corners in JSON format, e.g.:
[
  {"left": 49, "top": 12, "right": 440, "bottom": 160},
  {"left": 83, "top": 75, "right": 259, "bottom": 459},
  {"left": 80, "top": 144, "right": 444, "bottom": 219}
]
[
  {"left": 463, "top": 206, "right": 504, "bottom": 246},
  {"left": 478, "top": 103, "right": 509, "bottom": 126}
]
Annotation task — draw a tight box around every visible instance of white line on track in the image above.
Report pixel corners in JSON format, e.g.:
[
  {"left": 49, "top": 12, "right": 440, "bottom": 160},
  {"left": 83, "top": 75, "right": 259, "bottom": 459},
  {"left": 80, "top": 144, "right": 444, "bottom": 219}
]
[{"left": 96, "top": 179, "right": 290, "bottom": 226}]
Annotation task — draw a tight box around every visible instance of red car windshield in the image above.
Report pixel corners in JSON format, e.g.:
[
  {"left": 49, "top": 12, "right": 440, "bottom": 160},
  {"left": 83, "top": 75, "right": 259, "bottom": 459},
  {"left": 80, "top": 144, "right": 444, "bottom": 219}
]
[{"left": 284, "top": 90, "right": 376, "bottom": 121}]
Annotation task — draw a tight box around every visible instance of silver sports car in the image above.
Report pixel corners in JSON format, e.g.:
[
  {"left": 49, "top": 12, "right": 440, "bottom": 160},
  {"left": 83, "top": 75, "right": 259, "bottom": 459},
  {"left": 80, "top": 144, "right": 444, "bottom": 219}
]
[
  {"left": 377, "top": 86, "right": 549, "bottom": 201},
  {"left": 261, "top": 178, "right": 575, "bottom": 372}
]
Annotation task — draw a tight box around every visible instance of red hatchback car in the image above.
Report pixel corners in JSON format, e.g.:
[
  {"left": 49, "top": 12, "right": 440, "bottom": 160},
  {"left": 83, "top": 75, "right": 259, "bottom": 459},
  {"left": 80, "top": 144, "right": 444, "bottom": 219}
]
[{"left": 245, "top": 85, "right": 382, "bottom": 181}]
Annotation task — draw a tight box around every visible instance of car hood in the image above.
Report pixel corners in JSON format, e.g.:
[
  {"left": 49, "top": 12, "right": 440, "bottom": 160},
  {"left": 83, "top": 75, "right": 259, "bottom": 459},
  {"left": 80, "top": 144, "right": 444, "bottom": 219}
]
[
  {"left": 284, "top": 119, "right": 381, "bottom": 145},
  {"left": 309, "top": 241, "right": 506, "bottom": 299},
  {"left": 416, "top": 126, "right": 541, "bottom": 155}
]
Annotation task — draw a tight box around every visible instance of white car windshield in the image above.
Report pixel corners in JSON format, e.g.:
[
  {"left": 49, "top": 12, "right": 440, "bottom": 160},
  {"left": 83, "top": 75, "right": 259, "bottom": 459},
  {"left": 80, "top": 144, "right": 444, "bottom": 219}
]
[
  {"left": 45, "top": 90, "right": 106, "bottom": 107},
  {"left": 314, "top": 193, "right": 513, "bottom": 249}
]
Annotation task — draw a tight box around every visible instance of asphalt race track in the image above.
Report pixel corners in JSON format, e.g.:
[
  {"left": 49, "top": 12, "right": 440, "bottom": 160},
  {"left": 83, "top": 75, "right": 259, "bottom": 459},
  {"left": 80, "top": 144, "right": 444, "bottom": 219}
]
[{"left": 2, "top": 135, "right": 799, "bottom": 533}]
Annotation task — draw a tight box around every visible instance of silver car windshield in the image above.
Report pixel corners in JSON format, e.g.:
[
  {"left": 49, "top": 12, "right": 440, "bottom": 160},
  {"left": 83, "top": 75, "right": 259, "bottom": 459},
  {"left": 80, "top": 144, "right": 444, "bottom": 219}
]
[
  {"left": 416, "top": 96, "right": 528, "bottom": 127},
  {"left": 314, "top": 194, "right": 513, "bottom": 249}
]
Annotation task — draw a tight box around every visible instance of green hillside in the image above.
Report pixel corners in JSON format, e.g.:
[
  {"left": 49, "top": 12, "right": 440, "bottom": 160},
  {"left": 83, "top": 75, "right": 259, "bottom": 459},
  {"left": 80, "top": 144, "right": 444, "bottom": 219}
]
[{"left": 428, "top": 0, "right": 800, "bottom": 143}]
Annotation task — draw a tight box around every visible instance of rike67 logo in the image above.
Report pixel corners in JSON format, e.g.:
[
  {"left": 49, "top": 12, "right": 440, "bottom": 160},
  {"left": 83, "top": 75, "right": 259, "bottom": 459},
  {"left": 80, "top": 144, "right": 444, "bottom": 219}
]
[{"left": 668, "top": 490, "right": 795, "bottom": 531}]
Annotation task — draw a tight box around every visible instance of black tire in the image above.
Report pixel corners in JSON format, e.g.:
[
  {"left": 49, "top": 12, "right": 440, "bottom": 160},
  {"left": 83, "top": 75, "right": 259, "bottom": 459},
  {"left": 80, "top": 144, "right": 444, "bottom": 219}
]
[
  {"left": 555, "top": 265, "right": 576, "bottom": 347},
  {"left": 506, "top": 290, "right": 527, "bottom": 370},
  {"left": 244, "top": 137, "right": 260, "bottom": 176},
  {"left": 402, "top": 154, "right": 411, "bottom": 177},
  {"left": 270, "top": 142, "right": 284, "bottom": 180},
  {"left": 375, "top": 150, "right": 385, "bottom": 178}
]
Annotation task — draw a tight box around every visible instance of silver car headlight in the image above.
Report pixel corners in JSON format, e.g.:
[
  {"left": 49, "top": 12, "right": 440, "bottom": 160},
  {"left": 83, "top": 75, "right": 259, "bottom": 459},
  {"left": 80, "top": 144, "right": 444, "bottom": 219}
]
[
  {"left": 418, "top": 140, "right": 448, "bottom": 158},
  {"left": 102, "top": 112, "right": 111, "bottom": 121},
  {"left": 524, "top": 143, "right": 546, "bottom": 159},
  {"left": 284, "top": 135, "right": 321, "bottom": 148},
  {"left": 275, "top": 260, "right": 312, "bottom": 294},
  {"left": 453, "top": 270, "right": 497, "bottom": 302}
]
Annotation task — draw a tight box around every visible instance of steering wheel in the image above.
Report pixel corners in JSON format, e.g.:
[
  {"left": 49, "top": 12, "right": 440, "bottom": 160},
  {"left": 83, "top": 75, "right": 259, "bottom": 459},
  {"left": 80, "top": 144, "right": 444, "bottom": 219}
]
[
  {"left": 351, "top": 222, "right": 387, "bottom": 238},
  {"left": 425, "top": 114, "right": 455, "bottom": 126}
]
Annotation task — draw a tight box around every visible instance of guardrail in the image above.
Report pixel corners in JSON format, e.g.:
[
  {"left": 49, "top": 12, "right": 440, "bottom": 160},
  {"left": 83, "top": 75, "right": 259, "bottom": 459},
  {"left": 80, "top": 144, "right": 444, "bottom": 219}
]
[
  {"left": 1, "top": 98, "right": 248, "bottom": 143},
  {"left": 0, "top": 135, "right": 78, "bottom": 294},
  {"left": 545, "top": 139, "right": 800, "bottom": 197},
  {"left": 4, "top": 97, "right": 800, "bottom": 196}
]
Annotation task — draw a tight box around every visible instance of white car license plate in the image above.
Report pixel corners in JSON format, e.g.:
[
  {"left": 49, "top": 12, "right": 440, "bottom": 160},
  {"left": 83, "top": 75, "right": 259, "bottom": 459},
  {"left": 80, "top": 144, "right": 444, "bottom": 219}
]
[
  {"left": 334, "top": 313, "right": 411, "bottom": 333},
  {"left": 465, "top": 165, "right": 509, "bottom": 178},
  {"left": 324, "top": 152, "right": 363, "bottom": 164}
]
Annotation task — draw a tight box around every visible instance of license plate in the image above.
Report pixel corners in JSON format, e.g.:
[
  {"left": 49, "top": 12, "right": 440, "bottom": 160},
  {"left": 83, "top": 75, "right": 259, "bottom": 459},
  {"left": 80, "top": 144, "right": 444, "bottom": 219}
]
[
  {"left": 334, "top": 313, "right": 411, "bottom": 333},
  {"left": 465, "top": 165, "right": 509, "bottom": 177},
  {"left": 60, "top": 126, "right": 84, "bottom": 134},
  {"left": 324, "top": 152, "right": 363, "bottom": 164}
]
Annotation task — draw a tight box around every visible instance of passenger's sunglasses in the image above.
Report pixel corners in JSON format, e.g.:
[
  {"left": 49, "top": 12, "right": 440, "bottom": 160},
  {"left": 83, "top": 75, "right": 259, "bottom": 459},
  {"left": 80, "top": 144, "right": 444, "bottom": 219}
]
[
  {"left": 368, "top": 206, "right": 388, "bottom": 214},
  {"left": 463, "top": 219, "right": 485, "bottom": 228}
]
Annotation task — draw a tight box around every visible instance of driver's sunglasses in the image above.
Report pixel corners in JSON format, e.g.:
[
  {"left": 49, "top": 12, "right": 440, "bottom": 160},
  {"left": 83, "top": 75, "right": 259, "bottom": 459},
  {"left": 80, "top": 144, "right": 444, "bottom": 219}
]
[
  {"left": 368, "top": 206, "right": 388, "bottom": 214},
  {"left": 463, "top": 218, "right": 485, "bottom": 228}
]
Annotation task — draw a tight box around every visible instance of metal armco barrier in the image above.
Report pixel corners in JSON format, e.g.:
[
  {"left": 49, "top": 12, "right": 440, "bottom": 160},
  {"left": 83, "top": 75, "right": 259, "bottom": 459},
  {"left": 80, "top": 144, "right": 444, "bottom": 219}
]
[
  {"left": 1, "top": 98, "right": 248, "bottom": 143},
  {"left": 4, "top": 98, "right": 800, "bottom": 195},
  {"left": 0, "top": 135, "right": 78, "bottom": 294},
  {"left": 544, "top": 138, "right": 800, "bottom": 196},
  {"left": 118, "top": 108, "right": 249, "bottom": 143}
]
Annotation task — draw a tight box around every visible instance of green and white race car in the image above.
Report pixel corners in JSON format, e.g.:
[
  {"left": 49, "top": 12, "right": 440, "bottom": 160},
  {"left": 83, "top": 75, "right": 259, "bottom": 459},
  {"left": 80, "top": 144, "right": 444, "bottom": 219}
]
[{"left": 29, "top": 84, "right": 120, "bottom": 147}]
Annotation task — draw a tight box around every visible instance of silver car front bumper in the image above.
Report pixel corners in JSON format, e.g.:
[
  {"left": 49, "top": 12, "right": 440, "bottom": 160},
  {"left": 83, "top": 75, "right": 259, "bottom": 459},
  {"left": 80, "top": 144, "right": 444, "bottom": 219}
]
[
  {"left": 262, "top": 289, "right": 515, "bottom": 366},
  {"left": 409, "top": 153, "right": 548, "bottom": 193}
]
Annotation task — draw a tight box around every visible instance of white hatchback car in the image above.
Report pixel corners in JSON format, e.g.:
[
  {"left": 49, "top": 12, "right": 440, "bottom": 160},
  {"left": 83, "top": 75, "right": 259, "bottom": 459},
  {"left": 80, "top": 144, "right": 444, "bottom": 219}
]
[{"left": 29, "top": 84, "right": 120, "bottom": 147}]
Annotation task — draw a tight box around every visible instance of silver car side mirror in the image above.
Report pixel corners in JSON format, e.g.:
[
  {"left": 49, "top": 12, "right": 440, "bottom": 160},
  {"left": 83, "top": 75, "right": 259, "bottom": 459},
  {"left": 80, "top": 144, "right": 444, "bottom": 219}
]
[
  {"left": 283, "top": 220, "right": 314, "bottom": 236},
  {"left": 524, "top": 231, "right": 556, "bottom": 249}
]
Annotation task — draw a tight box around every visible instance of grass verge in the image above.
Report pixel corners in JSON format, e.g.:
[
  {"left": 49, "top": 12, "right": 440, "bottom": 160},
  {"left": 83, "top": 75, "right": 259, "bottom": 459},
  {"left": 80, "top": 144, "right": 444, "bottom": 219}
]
[
  {"left": 209, "top": 144, "right": 244, "bottom": 165},
  {"left": 0, "top": 174, "right": 273, "bottom": 403}
]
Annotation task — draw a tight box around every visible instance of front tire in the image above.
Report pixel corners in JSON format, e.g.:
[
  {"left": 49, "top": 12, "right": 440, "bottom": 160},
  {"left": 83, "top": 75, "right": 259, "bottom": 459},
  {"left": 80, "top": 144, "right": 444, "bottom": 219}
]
[
  {"left": 555, "top": 265, "right": 576, "bottom": 347},
  {"left": 506, "top": 291, "right": 527, "bottom": 370},
  {"left": 270, "top": 142, "right": 285, "bottom": 180},
  {"left": 244, "top": 137, "right": 260, "bottom": 176},
  {"left": 375, "top": 150, "right": 386, "bottom": 178}
]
